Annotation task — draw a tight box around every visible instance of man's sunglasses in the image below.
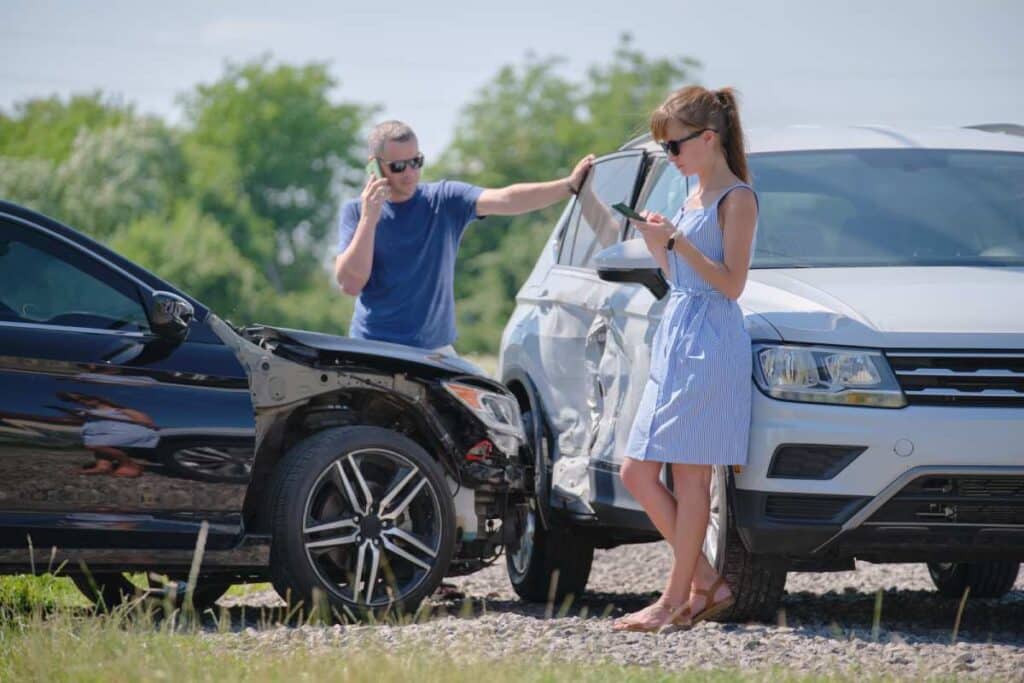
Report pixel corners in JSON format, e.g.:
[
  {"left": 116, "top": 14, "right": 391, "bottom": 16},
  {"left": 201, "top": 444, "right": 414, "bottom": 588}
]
[
  {"left": 658, "top": 128, "right": 715, "bottom": 156},
  {"left": 381, "top": 153, "right": 425, "bottom": 173}
]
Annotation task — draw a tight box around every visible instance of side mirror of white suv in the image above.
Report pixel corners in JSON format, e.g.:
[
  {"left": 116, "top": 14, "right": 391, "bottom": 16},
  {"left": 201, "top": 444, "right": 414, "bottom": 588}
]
[{"left": 594, "top": 238, "right": 669, "bottom": 299}]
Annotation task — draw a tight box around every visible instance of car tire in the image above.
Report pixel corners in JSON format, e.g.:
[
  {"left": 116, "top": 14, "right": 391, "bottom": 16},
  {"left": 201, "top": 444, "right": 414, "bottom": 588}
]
[
  {"left": 506, "top": 406, "right": 593, "bottom": 603},
  {"left": 927, "top": 561, "right": 1020, "bottom": 599},
  {"left": 268, "top": 426, "right": 456, "bottom": 621},
  {"left": 71, "top": 572, "right": 231, "bottom": 611},
  {"left": 709, "top": 467, "right": 788, "bottom": 622}
]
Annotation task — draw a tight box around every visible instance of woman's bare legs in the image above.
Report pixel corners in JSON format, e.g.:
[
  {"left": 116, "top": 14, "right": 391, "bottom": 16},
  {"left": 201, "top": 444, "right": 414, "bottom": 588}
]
[
  {"left": 663, "top": 465, "right": 733, "bottom": 623},
  {"left": 89, "top": 446, "right": 143, "bottom": 478},
  {"left": 613, "top": 457, "right": 731, "bottom": 630},
  {"left": 657, "top": 465, "right": 712, "bottom": 620},
  {"left": 613, "top": 457, "right": 679, "bottom": 629}
]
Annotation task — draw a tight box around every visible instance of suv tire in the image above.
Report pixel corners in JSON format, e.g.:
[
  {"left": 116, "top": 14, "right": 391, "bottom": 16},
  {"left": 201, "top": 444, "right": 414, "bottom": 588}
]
[
  {"left": 927, "top": 561, "right": 1020, "bottom": 599},
  {"left": 712, "top": 468, "right": 787, "bottom": 622},
  {"left": 507, "top": 405, "right": 593, "bottom": 603},
  {"left": 268, "top": 426, "right": 455, "bottom": 620}
]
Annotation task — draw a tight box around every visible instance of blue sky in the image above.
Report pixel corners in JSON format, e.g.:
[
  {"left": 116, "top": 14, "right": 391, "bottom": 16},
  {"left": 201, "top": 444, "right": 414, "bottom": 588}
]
[{"left": 2, "top": 0, "right": 1021, "bottom": 158}]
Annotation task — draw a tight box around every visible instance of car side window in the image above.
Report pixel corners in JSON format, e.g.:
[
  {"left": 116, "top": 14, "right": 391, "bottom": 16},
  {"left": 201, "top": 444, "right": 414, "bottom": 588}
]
[
  {"left": 566, "top": 154, "right": 644, "bottom": 268},
  {"left": 0, "top": 221, "right": 150, "bottom": 332},
  {"left": 628, "top": 161, "right": 689, "bottom": 238}
]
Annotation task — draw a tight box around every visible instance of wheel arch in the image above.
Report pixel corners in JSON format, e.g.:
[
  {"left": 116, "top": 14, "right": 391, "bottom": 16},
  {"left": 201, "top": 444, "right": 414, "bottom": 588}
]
[
  {"left": 241, "top": 386, "right": 460, "bottom": 534},
  {"left": 502, "top": 367, "right": 556, "bottom": 530}
]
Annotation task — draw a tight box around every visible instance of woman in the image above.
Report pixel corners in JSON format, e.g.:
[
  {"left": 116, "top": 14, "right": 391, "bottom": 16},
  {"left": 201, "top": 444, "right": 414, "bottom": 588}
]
[
  {"left": 60, "top": 393, "right": 157, "bottom": 478},
  {"left": 612, "top": 86, "right": 758, "bottom": 632}
]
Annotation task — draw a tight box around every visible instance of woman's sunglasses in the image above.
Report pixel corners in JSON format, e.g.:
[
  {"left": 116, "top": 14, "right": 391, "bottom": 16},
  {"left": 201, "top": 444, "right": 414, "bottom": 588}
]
[
  {"left": 382, "top": 153, "right": 425, "bottom": 173},
  {"left": 658, "top": 128, "right": 714, "bottom": 156}
]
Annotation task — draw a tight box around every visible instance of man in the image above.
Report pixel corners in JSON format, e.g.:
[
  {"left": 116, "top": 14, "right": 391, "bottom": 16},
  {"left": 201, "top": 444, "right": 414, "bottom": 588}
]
[{"left": 335, "top": 120, "right": 594, "bottom": 354}]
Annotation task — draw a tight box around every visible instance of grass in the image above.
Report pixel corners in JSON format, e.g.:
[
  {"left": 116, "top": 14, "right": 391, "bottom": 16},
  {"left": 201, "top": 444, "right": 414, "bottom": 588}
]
[
  {"left": 0, "top": 572, "right": 960, "bottom": 683},
  {"left": 0, "top": 606, "right": 908, "bottom": 683},
  {"left": 0, "top": 573, "right": 87, "bottom": 612}
]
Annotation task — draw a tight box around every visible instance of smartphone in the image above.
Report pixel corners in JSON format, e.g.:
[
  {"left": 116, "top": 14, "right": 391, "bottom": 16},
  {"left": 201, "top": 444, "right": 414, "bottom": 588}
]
[
  {"left": 366, "top": 158, "right": 385, "bottom": 178},
  {"left": 611, "top": 202, "right": 645, "bottom": 221}
]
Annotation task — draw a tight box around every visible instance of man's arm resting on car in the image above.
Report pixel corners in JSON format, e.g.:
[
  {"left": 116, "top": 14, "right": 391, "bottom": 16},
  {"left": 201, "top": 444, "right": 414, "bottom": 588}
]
[{"left": 475, "top": 154, "right": 595, "bottom": 217}]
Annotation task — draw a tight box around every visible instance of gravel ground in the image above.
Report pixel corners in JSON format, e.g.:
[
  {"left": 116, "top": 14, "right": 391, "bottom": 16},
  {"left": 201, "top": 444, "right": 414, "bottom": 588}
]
[{"left": 216, "top": 542, "right": 1024, "bottom": 680}]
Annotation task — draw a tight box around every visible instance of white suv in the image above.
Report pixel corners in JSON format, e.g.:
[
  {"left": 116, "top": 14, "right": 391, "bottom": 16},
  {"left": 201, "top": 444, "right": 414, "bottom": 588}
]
[{"left": 498, "top": 125, "right": 1024, "bottom": 620}]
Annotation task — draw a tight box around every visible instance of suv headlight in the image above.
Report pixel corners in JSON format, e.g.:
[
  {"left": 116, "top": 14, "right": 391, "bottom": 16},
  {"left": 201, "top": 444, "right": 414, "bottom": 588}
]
[
  {"left": 442, "top": 381, "right": 526, "bottom": 454},
  {"left": 753, "top": 344, "right": 906, "bottom": 408}
]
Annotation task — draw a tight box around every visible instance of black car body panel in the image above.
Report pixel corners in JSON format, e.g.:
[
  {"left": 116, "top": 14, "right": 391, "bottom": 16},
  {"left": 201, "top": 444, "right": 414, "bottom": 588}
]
[{"left": 0, "top": 202, "right": 527, "bottom": 578}]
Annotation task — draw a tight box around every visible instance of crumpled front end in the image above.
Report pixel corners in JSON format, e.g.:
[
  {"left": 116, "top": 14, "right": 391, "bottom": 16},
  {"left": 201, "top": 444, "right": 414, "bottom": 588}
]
[{"left": 209, "top": 318, "right": 529, "bottom": 575}]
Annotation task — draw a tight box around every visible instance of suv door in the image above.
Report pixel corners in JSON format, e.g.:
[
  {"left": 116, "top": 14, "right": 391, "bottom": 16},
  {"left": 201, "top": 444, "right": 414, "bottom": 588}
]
[
  {"left": 0, "top": 218, "right": 255, "bottom": 551},
  {"left": 588, "top": 157, "right": 690, "bottom": 519},
  {"left": 532, "top": 152, "right": 645, "bottom": 515}
]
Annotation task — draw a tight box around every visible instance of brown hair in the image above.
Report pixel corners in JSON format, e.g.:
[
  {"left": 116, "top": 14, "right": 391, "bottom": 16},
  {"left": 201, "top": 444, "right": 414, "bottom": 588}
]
[{"left": 650, "top": 86, "right": 749, "bottom": 183}]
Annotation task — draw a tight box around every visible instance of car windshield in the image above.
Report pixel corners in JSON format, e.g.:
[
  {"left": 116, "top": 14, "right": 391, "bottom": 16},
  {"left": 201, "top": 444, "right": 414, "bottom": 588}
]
[{"left": 750, "top": 149, "right": 1024, "bottom": 268}]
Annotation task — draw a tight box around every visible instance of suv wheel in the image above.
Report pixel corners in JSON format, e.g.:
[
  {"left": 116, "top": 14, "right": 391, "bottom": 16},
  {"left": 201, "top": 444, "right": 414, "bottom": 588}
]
[
  {"left": 927, "top": 561, "right": 1020, "bottom": 599},
  {"left": 707, "top": 467, "right": 787, "bottom": 622},
  {"left": 71, "top": 572, "right": 231, "bottom": 611},
  {"left": 269, "top": 426, "right": 455, "bottom": 620},
  {"left": 506, "top": 406, "right": 594, "bottom": 603}
]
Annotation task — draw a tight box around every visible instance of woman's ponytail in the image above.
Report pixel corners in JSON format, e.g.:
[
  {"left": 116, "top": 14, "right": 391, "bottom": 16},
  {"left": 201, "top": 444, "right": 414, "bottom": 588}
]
[{"left": 714, "top": 88, "right": 749, "bottom": 183}]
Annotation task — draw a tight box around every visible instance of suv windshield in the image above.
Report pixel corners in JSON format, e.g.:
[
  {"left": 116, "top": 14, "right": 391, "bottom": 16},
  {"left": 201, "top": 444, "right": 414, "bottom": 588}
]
[{"left": 750, "top": 149, "right": 1024, "bottom": 268}]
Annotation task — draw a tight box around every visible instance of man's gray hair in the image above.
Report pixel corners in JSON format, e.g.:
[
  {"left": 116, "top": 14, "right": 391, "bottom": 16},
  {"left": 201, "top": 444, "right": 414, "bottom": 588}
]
[{"left": 368, "top": 120, "right": 417, "bottom": 157}]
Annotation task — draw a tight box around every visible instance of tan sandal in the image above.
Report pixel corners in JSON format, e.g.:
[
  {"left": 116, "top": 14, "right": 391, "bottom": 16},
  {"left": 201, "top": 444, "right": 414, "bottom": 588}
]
[
  {"left": 656, "top": 604, "right": 694, "bottom": 634},
  {"left": 690, "top": 577, "right": 735, "bottom": 625},
  {"left": 613, "top": 602, "right": 681, "bottom": 633}
]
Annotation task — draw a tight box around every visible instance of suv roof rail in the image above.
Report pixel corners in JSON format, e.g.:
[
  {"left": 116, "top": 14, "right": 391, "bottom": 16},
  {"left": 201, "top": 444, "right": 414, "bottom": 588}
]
[
  {"left": 619, "top": 133, "right": 653, "bottom": 150},
  {"left": 965, "top": 123, "right": 1024, "bottom": 137}
]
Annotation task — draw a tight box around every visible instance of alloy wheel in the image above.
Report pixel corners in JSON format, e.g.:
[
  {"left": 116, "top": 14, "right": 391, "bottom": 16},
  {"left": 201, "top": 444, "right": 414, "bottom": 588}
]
[{"left": 301, "top": 448, "right": 443, "bottom": 607}]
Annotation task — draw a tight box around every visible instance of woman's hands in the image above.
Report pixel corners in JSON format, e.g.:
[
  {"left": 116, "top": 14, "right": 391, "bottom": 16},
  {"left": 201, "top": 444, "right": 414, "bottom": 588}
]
[{"left": 630, "top": 211, "right": 676, "bottom": 252}]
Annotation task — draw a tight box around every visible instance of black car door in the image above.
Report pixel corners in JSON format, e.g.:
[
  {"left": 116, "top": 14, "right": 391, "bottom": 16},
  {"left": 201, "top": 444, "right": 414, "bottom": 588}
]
[{"left": 0, "top": 217, "right": 256, "bottom": 552}]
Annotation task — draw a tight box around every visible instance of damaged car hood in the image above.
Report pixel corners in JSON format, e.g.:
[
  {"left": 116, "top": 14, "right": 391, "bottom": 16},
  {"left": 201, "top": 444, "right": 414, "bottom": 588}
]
[
  {"left": 743, "top": 267, "right": 1024, "bottom": 349},
  {"left": 248, "top": 326, "right": 486, "bottom": 377}
]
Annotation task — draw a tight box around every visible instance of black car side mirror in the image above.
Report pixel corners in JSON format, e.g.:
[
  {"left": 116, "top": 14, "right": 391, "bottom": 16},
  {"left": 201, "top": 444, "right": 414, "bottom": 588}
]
[
  {"left": 594, "top": 239, "right": 670, "bottom": 300},
  {"left": 147, "top": 291, "right": 194, "bottom": 342}
]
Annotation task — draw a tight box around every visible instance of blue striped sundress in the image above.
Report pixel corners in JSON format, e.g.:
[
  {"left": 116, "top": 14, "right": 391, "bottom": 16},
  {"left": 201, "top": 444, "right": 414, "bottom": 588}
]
[{"left": 624, "top": 183, "right": 755, "bottom": 466}]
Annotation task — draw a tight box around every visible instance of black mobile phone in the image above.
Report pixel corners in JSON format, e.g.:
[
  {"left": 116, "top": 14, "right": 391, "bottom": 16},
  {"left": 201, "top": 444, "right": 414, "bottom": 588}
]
[
  {"left": 611, "top": 202, "right": 645, "bottom": 221},
  {"left": 366, "top": 158, "right": 385, "bottom": 178}
]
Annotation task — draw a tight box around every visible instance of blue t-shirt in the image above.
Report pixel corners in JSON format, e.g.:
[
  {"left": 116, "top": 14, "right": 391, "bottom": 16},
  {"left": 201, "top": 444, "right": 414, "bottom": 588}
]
[{"left": 337, "top": 180, "right": 483, "bottom": 349}]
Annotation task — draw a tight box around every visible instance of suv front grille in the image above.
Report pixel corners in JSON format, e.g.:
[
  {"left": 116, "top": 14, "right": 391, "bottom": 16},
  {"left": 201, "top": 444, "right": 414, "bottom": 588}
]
[
  {"left": 887, "top": 352, "right": 1024, "bottom": 406},
  {"left": 866, "top": 475, "right": 1024, "bottom": 526}
]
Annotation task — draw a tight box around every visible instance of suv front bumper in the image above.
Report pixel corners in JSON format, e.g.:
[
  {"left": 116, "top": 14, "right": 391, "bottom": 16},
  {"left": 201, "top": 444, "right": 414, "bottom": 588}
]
[{"left": 734, "top": 388, "right": 1024, "bottom": 563}]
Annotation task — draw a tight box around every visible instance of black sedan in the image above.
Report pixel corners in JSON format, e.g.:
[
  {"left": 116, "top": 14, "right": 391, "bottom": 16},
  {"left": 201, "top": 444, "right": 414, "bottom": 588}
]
[{"left": 0, "top": 200, "right": 530, "bottom": 618}]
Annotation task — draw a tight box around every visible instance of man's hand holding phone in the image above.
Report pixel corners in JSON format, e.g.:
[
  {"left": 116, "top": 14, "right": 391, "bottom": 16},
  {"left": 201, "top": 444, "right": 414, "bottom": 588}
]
[
  {"left": 366, "top": 158, "right": 385, "bottom": 179},
  {"left": 361, "top": 158, "right": 390, "bottom": 222}
]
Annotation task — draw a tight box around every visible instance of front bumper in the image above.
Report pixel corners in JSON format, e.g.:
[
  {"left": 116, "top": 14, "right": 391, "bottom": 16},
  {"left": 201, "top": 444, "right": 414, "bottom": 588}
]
[{"left": 734, "top": 388, "right": 1024, "bottom": 562}]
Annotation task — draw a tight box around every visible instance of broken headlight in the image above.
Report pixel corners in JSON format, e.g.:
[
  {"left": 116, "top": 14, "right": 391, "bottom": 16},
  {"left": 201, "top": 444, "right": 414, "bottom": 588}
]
[{"left": 442, "top": 381, "right": 526, "bottom": 454}]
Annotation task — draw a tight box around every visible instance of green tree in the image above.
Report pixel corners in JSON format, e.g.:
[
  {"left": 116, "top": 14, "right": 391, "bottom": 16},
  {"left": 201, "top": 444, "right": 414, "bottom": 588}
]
[
  {"left": 0, "top": 156, "right": 61, "bottom": 217},
  {"left": 0, "top": 92, "right": 134, "bottom": 163},
  {"left": 111, "top": 201, "right": 270, "bottom": 324},
  {"left": 180, "top": 55, "right": 374, "bottom": 292},
  {"left": 56, "top": 119, "right": 187, "bottom": 239},
  {"left": 433, "top": 34, "right": 699, "bottom": 352}
]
